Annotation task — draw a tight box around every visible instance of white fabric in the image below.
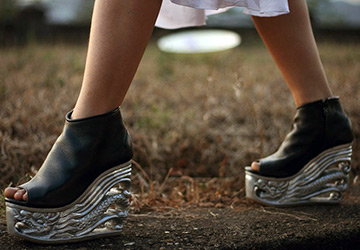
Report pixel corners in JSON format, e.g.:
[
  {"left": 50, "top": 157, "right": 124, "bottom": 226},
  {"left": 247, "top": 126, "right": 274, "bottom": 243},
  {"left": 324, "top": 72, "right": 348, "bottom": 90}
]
[{"left": 156, "top": 0, "right": 290, "bottom": 29}]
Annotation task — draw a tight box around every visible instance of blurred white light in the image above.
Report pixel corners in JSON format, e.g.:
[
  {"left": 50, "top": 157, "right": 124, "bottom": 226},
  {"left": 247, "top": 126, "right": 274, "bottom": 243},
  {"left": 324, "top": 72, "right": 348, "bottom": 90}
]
[{"left": 157, "top": 30, "right": 241, "bottom": 54}]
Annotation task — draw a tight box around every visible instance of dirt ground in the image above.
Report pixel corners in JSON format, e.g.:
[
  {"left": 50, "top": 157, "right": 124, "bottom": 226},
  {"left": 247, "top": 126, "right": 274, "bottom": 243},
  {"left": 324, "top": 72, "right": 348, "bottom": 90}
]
[{"left": 1, "top": 185, "right": 359, "bottom": 250}]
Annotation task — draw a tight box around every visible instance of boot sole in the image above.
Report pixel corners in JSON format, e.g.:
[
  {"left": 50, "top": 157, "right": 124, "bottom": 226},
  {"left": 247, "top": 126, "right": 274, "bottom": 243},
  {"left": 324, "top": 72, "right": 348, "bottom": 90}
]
[
  {"left": 245, "top": 143, "right": 352, "bottom": 207},
  {"left": 6, "top": 161, "right": 132, "bottom": 244}
]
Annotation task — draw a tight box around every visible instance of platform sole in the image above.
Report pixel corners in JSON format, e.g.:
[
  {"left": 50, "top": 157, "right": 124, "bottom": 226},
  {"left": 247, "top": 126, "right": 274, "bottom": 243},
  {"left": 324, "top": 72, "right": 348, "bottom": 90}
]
[
  {"left": 245, "top": 144, "right": 352, "bottom": 207},
  {"left": 6, "top": 161, "right": 132, "bottom": 244}
]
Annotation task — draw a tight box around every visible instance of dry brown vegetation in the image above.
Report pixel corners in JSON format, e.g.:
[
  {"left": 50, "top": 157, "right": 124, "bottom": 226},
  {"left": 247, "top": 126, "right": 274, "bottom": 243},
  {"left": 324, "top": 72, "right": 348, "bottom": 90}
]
[{"left": 0, "top": 37, "right": 359, "bottom": 215}]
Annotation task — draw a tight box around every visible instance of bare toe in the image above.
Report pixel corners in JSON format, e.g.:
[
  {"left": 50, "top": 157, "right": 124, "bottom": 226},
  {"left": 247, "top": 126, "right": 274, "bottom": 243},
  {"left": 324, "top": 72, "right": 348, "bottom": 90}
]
[
  {"left": 4, "top": 187, "right": 19, "bottom": 199},
  {"left": 251, "top": 161, "right": 260, "bottom": 172},
  {"left": 14, "top": 189, "right": 27, "bottom": 201},
  {"left": 23, "top": 192, "right": 28, "bottom": 201}
]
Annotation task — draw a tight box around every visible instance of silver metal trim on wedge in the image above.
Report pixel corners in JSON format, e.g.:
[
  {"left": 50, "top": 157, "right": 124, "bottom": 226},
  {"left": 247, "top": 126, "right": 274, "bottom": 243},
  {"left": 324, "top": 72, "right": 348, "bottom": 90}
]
[
  {"left": 245, "top": 144, "right": 352, "bottom": 207},
  {"left": 6, "top": 161, "right": 132, "bottom": 244}
]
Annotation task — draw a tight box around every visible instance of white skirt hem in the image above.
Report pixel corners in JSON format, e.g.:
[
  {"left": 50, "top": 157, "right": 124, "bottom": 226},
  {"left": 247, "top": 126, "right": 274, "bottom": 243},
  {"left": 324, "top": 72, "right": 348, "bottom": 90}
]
[{"left": 156, "top": 0, "right": 290, "bottom": 29}]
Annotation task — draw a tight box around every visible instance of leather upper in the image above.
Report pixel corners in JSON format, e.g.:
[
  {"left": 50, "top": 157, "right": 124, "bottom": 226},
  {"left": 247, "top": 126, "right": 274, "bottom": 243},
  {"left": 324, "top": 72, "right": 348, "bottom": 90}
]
[
  {"left": 255, "top": 97, "right": 354, "bottom": 178},
  {"left": 6, "top": 108, "right": 133, "bottom": 208}
]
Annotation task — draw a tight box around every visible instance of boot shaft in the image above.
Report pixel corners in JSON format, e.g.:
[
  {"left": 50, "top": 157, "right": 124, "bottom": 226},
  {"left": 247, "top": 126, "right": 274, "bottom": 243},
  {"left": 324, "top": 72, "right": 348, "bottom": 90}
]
[
  {"left": 295, "top": 97, "right": 353, "bottom": 151},
  {"left": 258, "top": 97, "right": 353, "bottom": 178},
  {"left": 323, "top": 97, "right": 354, "bottom": 149}
]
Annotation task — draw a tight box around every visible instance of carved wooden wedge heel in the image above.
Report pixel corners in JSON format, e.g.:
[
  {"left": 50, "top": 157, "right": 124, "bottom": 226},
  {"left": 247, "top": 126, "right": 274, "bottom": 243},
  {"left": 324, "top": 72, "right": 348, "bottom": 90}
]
[
  {"left": 5, "top": 108, "right": 133, "bottom": 243},
  {"left": 245, "top": 97, "right": 354, "bottom": 206}
]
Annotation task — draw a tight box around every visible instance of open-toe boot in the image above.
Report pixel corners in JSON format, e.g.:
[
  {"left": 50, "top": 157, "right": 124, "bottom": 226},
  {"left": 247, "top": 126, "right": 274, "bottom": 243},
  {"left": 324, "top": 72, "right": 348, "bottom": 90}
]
[
  {"left": 5, "top": 107, "right": 133, "bottom": 243},
  {"left": 245, "top": 97, "right": 353, "bottom": 206}
]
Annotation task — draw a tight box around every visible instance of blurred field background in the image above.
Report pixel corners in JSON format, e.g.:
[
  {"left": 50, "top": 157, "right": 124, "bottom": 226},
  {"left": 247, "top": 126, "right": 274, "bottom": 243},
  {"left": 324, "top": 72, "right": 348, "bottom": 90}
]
[
  {"left": 1, "top": 35, "right": 359, "bottom": 215},
  {"left": 1, "top": 1, "right": 360, "bottom": 218}
]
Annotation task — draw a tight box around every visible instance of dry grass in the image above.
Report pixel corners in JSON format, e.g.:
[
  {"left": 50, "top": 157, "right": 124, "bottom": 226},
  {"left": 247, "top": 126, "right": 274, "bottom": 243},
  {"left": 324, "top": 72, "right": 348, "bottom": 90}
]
[{"left": 0, "top": 37, "right": 359, "bottom": 213}]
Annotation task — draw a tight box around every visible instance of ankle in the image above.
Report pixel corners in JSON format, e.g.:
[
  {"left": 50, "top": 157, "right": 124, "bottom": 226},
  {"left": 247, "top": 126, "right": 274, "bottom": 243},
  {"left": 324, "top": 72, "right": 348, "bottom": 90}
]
[
  {"left": 294, "top": 95, "right": 333, "bottom": 107},
  {"left": 293, "top": 88, "right": 333, "bottom": 107},
  {"left": 72, "top": 105, "right": 119, "bottom": 119}
]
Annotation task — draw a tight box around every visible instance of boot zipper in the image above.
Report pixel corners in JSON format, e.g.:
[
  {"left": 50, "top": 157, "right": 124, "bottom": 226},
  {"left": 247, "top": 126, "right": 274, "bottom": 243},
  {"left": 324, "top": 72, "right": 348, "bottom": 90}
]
[
  {"left": 323, "top": 99, "right": 329, "bottom": 116},
  {"left": 323, "top": 99, "right": 329, "bottom": 150}
]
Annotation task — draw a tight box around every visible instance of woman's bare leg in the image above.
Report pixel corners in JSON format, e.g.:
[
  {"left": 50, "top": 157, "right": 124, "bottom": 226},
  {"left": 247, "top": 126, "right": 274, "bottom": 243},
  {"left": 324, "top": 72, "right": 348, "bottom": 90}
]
[
  {"left": 4, "top": 0, "right": 162, "bottom": 200},
  {"left": 251, "top": 0, "right": 333, "bottom": 171},
  {"left": 73, "top": 0, "right": 162, "bottom": 119}
]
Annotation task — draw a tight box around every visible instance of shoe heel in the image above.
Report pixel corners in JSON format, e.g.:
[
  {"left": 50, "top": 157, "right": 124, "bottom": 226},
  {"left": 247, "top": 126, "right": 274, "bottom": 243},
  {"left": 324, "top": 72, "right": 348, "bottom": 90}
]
[
  {"left": 6, "top": 162, "right": 132, "bottom": 244},
  {"left": 245, "top": 144, "right": 352, "bottom": 207}
]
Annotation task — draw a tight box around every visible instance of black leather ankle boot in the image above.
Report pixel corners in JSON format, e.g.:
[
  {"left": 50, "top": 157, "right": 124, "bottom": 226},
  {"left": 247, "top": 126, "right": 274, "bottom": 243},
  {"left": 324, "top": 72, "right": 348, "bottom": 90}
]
[
  {"left": 254, "top": 97, "right": 353, "bottom": 177},
  {"left": 6, "top": 107, "right": 133, "bottom": 243},
  {"left": 245, "top": 97, "right": 353, "bottom": 206},
  {"left": 9, "top": 107, "right": 132, "bottom": 208}
]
